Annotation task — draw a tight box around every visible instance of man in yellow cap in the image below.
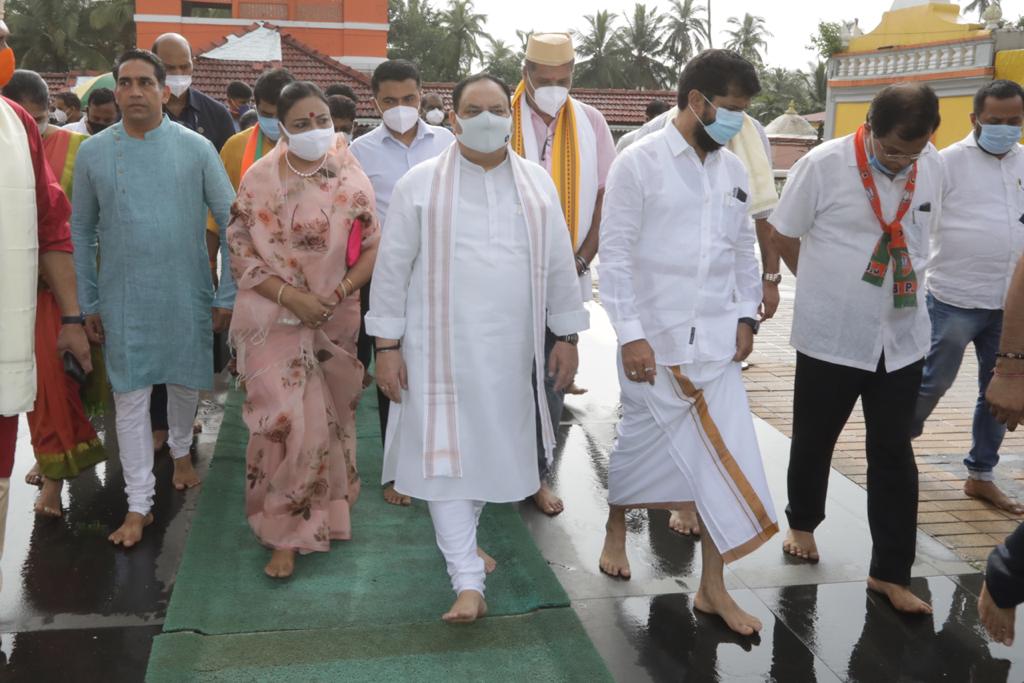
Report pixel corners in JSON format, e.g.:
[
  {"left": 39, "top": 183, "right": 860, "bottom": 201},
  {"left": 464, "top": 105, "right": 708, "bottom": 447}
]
[{"left": 512, "top": 32, "right": 616, "bottom": 517}]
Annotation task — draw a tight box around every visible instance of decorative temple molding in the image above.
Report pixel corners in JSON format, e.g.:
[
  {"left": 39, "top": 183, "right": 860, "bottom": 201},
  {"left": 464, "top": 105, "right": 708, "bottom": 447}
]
[{"left": 829, "top": 39, "right": 994, "bottom": 81}]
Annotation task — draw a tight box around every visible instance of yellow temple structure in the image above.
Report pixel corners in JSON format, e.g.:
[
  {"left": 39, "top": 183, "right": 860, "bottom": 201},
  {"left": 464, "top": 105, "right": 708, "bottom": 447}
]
[{"left": 825, "top": 0, "right": 1024, "bottom": 147}]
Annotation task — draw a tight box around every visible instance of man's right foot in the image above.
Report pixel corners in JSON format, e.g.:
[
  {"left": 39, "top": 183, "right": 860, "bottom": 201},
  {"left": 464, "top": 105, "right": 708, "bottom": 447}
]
[
  {"left": 668, "top": 507, "right": 701, "bottom": 536},
  {"left": 531, "top": 484, "right": 564, "bottom": 516},
  {"left": 599, "top": 523, "right": 631, "bottom": 579},
  {"left": 782, "top": 528, "right": 820, "bottom": 562},
  {"left": 33, "top": 478, "right": 64, "bottom": 518},
  {"left": 265, "top": 549, "right": 296, "bottom": 579},
  {"left": 442, "top": 590, "right": 487, "bottom": 623},
  {"left": 383, "top": 483, "right": 412, "bottom": 506},
  {"left": 694, "top": 586, "right": 763, "bottom": 636},
  {"left": 867, "top": 577, "right": 932, "bottom": 614},
  {"left": 109, "top": 512, "right": 153, "bottom": 547},
  {"left": 964, "top": 479, "right": 1024, "bottom": 515},
  {"left": 979, "top": 581, "right": 1016, "bottom": 646}
]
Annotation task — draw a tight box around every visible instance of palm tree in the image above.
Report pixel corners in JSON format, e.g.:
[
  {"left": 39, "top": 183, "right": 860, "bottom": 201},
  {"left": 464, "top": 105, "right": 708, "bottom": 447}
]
[
  {"left": 6, "top": 0, "right": 109, "bottom": 71},
  {"left": 573, "top": 10, "right": 625, "bottom": 89},
  {"left": 724, "top": 13, "right": 772, "bottom": 65},
  {"left": 804, "top": 60, "right": 827, "bottom": 111},
  {"left": 964, "top": 0, "right": 992, "bottom": 20},
  {"left": 749, "top": 67, "right": 809, "bottom": 123},
  {"left": 614, "top": 3, "right": 672, "bottom": 89},
  {"left": 484, "top": 39, "right": 523, "bottom": 86},
  {"left": 663, "top": 0, "right": 710, "bottom": 73},
  {"left": 438, "top": 0, "right": 492, "bottom": 78}
]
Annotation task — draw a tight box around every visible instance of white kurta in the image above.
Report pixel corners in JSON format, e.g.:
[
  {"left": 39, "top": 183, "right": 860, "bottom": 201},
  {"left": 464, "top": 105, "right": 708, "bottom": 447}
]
[{"left": 367, "top": 153, "right": 588, "bottom": 502}]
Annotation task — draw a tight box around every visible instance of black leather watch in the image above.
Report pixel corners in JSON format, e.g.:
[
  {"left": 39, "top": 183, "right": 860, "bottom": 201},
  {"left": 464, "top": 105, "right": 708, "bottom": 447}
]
[
  {"left": 738, "top": 317, "right": 760, "bottom": 335},
  {"left": 556, "top": 333, "right": 579, "bottom": 346},
  {"left": 61, "top": 314, "right": 86, "bottom": 326}
]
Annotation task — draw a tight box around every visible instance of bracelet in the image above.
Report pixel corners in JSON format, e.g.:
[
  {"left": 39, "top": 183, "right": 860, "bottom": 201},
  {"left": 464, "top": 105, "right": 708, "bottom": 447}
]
[
  {"left": 996, "top": 352, "right": 1024, "bottom": 360},
  {"left": 376, "top": 345, "right": 401, "bottom": 353},
  {"left": 343, "top": 277, "right": 355, "bottom": 293},
  {"left": 276, "top": 283, "right": 289, "bottom": 306},
  {"left": 575, "top": 255, "right": 589, "bottom": 274}
]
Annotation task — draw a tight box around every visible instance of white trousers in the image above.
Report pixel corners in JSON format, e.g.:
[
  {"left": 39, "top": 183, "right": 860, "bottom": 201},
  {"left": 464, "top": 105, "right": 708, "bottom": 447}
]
[
  {"left": 428, "top": 499, "right": 486, "bottom": 596},
  {"left": 114, "top": 384, "right": 198, "bottom": 515}
]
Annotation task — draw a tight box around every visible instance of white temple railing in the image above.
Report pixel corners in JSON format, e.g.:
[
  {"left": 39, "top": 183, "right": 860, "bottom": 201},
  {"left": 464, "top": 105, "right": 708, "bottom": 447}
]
[{"left": 830, "top": 39, "right": 994, "bottom": 80}]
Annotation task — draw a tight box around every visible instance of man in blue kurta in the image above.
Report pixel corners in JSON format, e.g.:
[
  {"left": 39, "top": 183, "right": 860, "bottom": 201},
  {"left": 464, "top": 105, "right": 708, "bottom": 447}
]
[{"left": 71, "top": 49, "right": 236, "bottom": 547}]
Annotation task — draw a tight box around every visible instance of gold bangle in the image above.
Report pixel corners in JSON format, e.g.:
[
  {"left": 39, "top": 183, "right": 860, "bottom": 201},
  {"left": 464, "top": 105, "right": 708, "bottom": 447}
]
[
  {"left": 343, "top": 277, "right": 355, "bottom": 293},
  {"left": 276, "top": 283, "right": 288, "bottom": 306}
]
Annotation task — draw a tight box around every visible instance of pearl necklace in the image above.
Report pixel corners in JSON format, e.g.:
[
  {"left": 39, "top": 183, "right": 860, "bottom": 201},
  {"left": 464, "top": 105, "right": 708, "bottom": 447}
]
[{"left": 285, "top": 152, "right": 327, "bottom": 178}]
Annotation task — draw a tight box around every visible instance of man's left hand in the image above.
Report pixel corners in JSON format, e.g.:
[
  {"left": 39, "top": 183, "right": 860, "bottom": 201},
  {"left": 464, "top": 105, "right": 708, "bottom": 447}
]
[
  {"left": 212, "top": 308, "right": 232, "bottom": 334},
  {"left": 760, "top": 282, "right": 780, "bottom": 320},
  {"left": 987, "top": 373, "right": 1024, "bottom": 430},
  {"left": 548, "top": 341, "right": 579, "bottom": 393},
  {"left": 57, "top": 324, "right": 93, "bottom": 374},
  {"left": 733, "top": 323, "right": 754, "bottom": 362}
]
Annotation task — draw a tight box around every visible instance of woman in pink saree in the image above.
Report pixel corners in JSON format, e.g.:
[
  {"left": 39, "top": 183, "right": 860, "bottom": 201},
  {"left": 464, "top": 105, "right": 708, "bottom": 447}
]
[{"left": 227, "top": 82, "right": 379, "bottom": 578}]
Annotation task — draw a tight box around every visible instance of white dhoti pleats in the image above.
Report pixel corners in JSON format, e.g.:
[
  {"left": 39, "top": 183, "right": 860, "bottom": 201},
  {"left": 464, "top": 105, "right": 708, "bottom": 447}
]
[
  {"left": 428, "top": 499, "right": 487, "bottom": 595},
  {"left": 609, "top": 360, "right": 778, "bottom": 562}
]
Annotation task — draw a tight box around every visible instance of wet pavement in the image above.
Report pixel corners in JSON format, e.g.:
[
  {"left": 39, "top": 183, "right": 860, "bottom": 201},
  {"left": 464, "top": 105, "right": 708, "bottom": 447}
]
[{"left": 1, "top": 303, "right": 1021, "bottom": 682}]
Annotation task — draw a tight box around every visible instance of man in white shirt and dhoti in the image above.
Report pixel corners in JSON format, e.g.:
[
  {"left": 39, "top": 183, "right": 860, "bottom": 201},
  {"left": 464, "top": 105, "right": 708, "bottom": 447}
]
[
  {"left": 598, "top": 50, "right": 778, "bottom": 636},
  {"left": 368, "top": 74, "right": 588, "bottom": 623}
]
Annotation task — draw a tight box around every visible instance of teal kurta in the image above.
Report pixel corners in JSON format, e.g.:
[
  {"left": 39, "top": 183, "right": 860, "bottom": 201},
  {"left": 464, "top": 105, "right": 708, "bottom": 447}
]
[{"left": 71, "top": 116, "right": 236, "bottom": 393}]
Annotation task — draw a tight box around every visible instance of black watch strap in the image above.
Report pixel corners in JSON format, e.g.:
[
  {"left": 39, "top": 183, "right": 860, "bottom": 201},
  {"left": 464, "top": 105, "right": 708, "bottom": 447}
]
[
  {"left": 61, "top": 315, "right": 86, "bottom": 326},
  {"left": 556, "top": 333, "right": 579, "bottom": 345},
  {"left": 738, "top": 317, "right": 760, "bottom": 335}
]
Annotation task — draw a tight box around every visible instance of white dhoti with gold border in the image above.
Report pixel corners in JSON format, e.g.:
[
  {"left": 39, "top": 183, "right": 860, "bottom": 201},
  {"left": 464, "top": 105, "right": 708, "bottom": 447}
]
[{"left": 608, "top": 359, "right": 778, "bottom": 563}]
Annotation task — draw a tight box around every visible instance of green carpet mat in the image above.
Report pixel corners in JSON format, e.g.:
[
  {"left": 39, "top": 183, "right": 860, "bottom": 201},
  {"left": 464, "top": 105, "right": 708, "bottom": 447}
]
[{"left": 147, "top": 608, "right": 610, "bottom": 683}]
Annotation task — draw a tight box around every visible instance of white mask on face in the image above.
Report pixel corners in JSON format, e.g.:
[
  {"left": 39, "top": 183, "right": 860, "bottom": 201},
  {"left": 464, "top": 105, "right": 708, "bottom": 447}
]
[
  {"left": 425, "top": 108, "right": 445, "bottom": 125},
  {"left": 381, "top": 105, "right": 419, "bottom": 134},
  {"left": 166, "top": 75, "right": 192, "bottom": 98},
  {"left": 456, "top": 112, "right": 512, "bottom": 154},
  {"left": 282, "top": 125, "right": 335, "bottom": 161},
  {"left": 52, "top": 108, "right": 67, "bottom": 125},
  {"left": 528, "top": 74, "right": 569, "bottom": 117}
]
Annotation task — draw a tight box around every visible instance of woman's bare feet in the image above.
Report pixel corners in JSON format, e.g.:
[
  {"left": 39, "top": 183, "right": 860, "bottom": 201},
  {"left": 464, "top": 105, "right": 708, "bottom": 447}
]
[
  {"left": 265, "top": 549, "right": 296, "bottom": 579},
  {"left": 383, "top": 483, "right": 412, "bottom": 506},
  {"left": 979, "top": 581, "right": 1016, "bottom": 646},
  {"left": 33, "top": 478, "right": 64, "bottom": 518},
  {"left": 669, "top": 506, "right": 701, "bottom": 536},
  {"left": 694, "top": 586, "right": 763, "bottom": 636},
  {"left": 477, "top": 547, "right": 497, "bottom": 574},
  {"left": 442, "top": 590, "right": 487, "bottom": 623},
  {"left": 782, "top": 528, "right": 820, "bottom": 562},
  {"left": 599, "top": 510, "right": 631, "bottom": 579},
  {"left": 532, "top": 484, "right": 564, "bottom": 516},
  {"left": 24, "top": 464, "right": 43, "bottom": 488},
  {"left": 109, "top": 512, "right": 154, "bottom": 547},
  {"left": 172, "top": 456, "right": 201, "bottom": 490},
  {"left": 964, "top": 479, "right": 1024, "bottom": 515},
  {"left": 867, "top": 577, "right": 932, "bottom": 614},
  {"left": 152, "top": 429, "right": 169, "bottom": 451}
]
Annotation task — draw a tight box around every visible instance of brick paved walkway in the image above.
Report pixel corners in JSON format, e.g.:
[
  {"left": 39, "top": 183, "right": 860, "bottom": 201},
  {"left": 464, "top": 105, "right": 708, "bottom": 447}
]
[{"left": 744, "top": 281, "right": 1024, "bottom": 567}]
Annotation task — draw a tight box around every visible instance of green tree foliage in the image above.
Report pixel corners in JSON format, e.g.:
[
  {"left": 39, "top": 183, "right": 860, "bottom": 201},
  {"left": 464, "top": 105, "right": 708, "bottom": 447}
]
[
  {"left": 663, "top": 0, "right": 710, "bottom": 74},
  {"left": 438, "top": 0, "right": 492, "bottom": 79},
  {"left": 484, "top": 38, "right": 523, "bottom": 87},
  {"left": 387, "top": 0, "right": 450, "bottom": 80},
  {"left": 808, "top": 21, "right": 843, "bottom": 60},
  {"left": 6, "top": 0, "right": 123, "bottom": 71},
  {"left": 573, "top": 11, "right": 625, "bottom": 88},
  {"left": 724, "top": 13, "right": 772, "bottom": 65},
  {"left": 615, "top": 3, "right": 673, "bottom": 89},
  {"left": 964, "top": 0, "right": 993, "bottom": 20}
]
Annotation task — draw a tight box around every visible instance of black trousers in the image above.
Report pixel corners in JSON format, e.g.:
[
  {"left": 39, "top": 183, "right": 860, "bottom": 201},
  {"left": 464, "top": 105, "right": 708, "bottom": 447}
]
[
  {"left": 358, "top": 279, "right": 390, "bottom": 450},
  {"left": 150, "top": 384, "right": 168, "bottom": 431},
  {"left": 786, "top": 352, "right": 922, "bottom": 585}
]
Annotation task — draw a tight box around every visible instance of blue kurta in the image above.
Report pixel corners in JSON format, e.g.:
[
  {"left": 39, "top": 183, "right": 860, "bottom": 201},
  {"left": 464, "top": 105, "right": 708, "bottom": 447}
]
[{"left": 71, "top": 116, "right": 236, "bottom": 393}]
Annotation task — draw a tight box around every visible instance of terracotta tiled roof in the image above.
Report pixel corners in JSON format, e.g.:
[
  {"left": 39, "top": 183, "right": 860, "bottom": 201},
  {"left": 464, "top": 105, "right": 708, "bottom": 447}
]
[{"left": 40, "top": 72, "right": 80, "bottom": 95}]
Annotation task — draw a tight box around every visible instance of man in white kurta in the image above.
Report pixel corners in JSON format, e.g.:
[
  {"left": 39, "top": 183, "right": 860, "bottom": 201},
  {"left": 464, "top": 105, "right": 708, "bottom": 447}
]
[
  {"left": 367, "top": 74, "right": 588, "bottom": 623},
  {"left": 599, "top": 50, "right": 777, "bottom": 637}
]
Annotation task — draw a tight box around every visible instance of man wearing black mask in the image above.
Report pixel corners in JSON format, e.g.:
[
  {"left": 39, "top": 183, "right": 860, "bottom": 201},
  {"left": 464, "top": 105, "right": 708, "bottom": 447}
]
[{"left": 64, "top": 87, "right": 118, "bottom": 135}]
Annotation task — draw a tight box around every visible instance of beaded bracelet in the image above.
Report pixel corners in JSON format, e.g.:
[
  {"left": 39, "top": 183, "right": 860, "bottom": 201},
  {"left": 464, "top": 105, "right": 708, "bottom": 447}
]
[{"left": 996, "top": 352, "right": 1024, "bottom": 360}]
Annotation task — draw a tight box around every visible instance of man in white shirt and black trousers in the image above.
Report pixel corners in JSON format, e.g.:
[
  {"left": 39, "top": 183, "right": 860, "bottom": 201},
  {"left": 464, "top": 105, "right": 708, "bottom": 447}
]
[
  {"left": 912, "top": 80, "right": 1024, "bottom": 516},
  {"left": 773, "top": 83, "right": 943, "bottom": 614}
]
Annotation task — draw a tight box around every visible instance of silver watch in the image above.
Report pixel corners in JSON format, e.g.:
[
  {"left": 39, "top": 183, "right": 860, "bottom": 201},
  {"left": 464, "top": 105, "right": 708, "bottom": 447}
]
[{"left": 762, "top": 272, "right": 782, "bottom": 284}]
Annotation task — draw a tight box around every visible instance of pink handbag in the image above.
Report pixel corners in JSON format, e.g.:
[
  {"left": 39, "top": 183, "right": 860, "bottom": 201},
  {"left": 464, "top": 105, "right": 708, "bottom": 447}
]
[{"left": 347, "top": 217, "right": 363, "bottom": 268}]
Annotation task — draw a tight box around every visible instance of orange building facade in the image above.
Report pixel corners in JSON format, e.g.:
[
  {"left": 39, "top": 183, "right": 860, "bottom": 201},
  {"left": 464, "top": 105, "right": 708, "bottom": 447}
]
[{"left": 134, "top": 0, "right": 388, "bottom": 72}]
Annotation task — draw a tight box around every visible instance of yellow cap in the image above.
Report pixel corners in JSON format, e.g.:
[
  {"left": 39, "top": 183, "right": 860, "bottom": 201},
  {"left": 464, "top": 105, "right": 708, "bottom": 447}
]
[{"left": 525, "top": 32, "right": 575, "bottom": 66}]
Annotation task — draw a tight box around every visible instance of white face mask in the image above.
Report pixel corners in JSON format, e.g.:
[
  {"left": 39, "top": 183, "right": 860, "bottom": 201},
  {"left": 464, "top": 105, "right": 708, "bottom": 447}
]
[
  {"left": 381, "top": 105, "right": 419, "bottom": 134},
  {"left": 456, "top": 112, "right": 512, "bottom": 154},
  {"left": 425, "top": 108, "right": 445, "bottom": 125},
  {"left": 52, "top": 108, "right": 67, "bottom": 125},
  {"left": 528, "top": 74, "right": 569, "bottom": 117},
  {"left": 283, "top": 125, "right": 335, "bottom": 161},
  {"left": 166, "top": 75, "right": 192, "bottom": 98}
]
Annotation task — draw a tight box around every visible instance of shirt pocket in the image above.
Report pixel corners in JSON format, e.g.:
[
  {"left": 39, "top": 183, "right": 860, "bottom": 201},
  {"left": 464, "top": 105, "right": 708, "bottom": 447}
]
[{"left": 718, "top": 193, "right": 747, "bottom": 242}]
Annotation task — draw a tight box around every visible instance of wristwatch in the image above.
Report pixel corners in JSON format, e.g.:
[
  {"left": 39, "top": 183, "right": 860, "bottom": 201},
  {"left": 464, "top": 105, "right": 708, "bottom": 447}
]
[
  {"left": 738, "top": 317, "right": 760, "bottom": 335},
  {"left": 762, "top": 272, "right": 782, "bottom": 284},
  {"left": 556, "top": 333, "right": 579, "bottom": 345},
  {"left": 61, "top": 314, "right": 86, "bottom": 326}
]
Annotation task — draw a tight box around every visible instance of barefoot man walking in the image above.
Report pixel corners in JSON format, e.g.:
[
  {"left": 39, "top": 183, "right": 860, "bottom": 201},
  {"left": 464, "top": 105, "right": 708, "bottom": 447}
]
[{"left": 598, "top": 50, "right": 778, "bottom": 636}]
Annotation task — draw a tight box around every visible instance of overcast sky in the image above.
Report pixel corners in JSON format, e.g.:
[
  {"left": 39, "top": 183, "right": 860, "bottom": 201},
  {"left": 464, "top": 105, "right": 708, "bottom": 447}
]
[{"left": 471, "top": 0, "right": 1024, "bottom": 71}]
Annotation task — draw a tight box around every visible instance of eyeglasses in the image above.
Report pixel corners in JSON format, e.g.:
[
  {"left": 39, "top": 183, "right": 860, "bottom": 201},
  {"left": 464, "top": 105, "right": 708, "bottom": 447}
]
[{"left": 872, "top": 137, "right": 929, "bottom": 163}]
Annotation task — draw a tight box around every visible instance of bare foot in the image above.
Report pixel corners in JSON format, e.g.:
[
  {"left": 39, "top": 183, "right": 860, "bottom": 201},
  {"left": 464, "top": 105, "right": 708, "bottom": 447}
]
[
  {"left": 172, "top": 456, "right": 201, "bottom": 490},
  {"left": 477, "top": 547, "right": 497, "bottom": 574},
  {"left": 265, "top": 549, "right": 296, "bottom": 579},
  {"left": 782, "top": 528, "right": 820, "bottom": 562},
  {"left": 979, "top": 581, "right": 1016, "bottom": 646},
  {"left": 33, "top": 478, "right": 64, "bottom": 518},
  {"left": 192, "top": 420, "right": 203, "bottom": 435},
  {"left": 24, "top": 463, "right": 43, "bottom": 488},
  {"left": 599, "top": 519, "right": 631, "bottom": 579},
  {"left": 694, "top": 586, "right": 763, "bottom": 636},
  {"left": 565, "top": 382, "right": 588, "bottom": 395},
  {"left": 152, "top": 429, "right": 169, "bottom": 451},
  {"left": 669, "top": 506, "right": 701, "bottom": 537},
  {"left": 442, "top": 590, "right": 488, "bottom": 623},
  {"left": 964, "top": 479, "right": 1024, "bottom": 515},
  {"left": 532, "top": 484, "right": 564, "bottom": 516},
  {"left": 108, "top": 512, "right": 154, "bottom": 547},
  {"left": 867, "top": 577, "right": 933, "bottom": 614},
  {"left": 383, "top": 482, "right": 412, "bottom": 506}
]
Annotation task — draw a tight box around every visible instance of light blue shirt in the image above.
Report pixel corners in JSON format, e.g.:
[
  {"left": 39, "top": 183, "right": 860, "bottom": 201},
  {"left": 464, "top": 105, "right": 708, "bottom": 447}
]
[
  {"left": 71, "top": 116, "right": 236, "bottom": 393},
  {"left": 349, "top": 120, "right": 455, "bottom": 223}
]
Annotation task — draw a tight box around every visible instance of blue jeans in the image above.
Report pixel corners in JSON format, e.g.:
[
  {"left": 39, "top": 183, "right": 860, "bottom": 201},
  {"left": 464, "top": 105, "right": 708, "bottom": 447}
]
[{"left": 912, "top": 293, "right": 1005, "bottom": 480}]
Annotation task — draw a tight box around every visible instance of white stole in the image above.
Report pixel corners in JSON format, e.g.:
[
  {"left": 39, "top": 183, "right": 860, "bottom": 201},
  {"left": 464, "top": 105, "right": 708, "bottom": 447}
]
[
  {"left": 422, "top": 143, "right": 555, "bottom": 478},
  {"left": 0, "top": 98, "right": 40, "bottom": 416},
  {"left": 514, "top": 96, "right": 598, "bottom": 301}
]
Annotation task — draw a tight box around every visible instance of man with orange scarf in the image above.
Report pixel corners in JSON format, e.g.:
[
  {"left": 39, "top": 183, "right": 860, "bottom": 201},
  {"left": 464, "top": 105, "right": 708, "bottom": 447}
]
[{"left": 511, "top": 32, "right": 615, "bottom": 516}]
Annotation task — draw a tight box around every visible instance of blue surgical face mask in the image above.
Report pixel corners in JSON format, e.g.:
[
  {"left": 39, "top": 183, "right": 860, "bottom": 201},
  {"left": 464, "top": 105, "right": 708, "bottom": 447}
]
[
  {"left": 693, "top": 94, "right": 745, "bottom": 145},
  {"left": 257, "top": 114, "right": 280, "bottom": 141},
  {"left": 868, "top": 152, "right": 896, "bottom": 178},
  {"left": 977, "top": 123, "right": 1022, "bottom": 156}
]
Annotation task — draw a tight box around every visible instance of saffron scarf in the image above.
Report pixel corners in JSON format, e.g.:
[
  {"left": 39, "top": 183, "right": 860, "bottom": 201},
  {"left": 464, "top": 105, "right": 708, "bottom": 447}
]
[
  {"left": 855, "top": 125, "right": 918, "bottom": 309},
  {"left": 240, "top": 125, "right": 269, "bottom": 181},
  {"left": 422, "top": 144, "right": 555, "bottom": 478},
  {"left": 511, "top": 81, "right": 582, "bottom": 249}
]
